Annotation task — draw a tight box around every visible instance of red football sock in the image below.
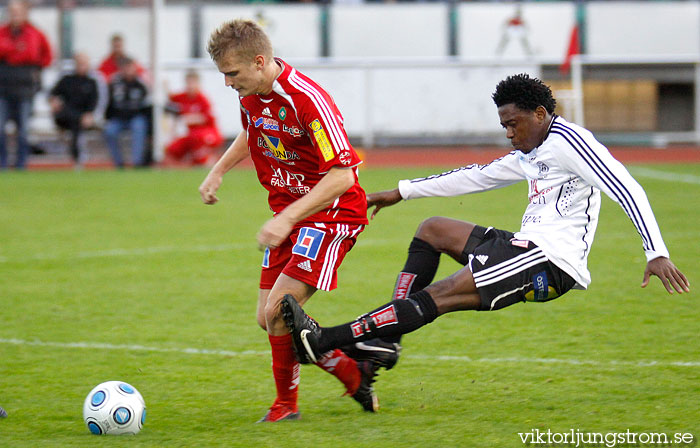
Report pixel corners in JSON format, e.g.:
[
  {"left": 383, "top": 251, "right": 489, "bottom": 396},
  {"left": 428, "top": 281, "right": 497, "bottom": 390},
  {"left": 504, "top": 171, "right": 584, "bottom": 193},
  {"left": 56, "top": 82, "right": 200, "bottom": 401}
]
[
  {"left": 314, "top": 349, "right": 361, "bottom": 395},
  {"left": 268, "top": 333, "right": 299, "bottom": 410}
]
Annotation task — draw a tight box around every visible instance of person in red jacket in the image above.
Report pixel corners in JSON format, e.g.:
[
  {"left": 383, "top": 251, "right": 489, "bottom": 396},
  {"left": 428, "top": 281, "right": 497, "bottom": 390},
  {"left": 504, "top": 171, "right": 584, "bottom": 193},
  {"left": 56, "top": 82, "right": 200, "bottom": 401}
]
[
  {"left": 98, "top": 34, "right": 147, "bottom": 84},
  {"left": 0, "top": 0, "right": 52, "bottom": 169},
  {"left": 165, "top": 70, "right": 223, "bottom": 165}
]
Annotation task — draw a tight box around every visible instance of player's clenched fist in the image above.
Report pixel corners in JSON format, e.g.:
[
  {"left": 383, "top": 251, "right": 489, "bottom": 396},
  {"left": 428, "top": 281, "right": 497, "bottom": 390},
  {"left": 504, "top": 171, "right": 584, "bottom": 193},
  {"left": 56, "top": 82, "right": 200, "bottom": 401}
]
[
  {"left": 257, "top": 216, "right": 293, "bottom": 250},
  {"left": 199, "top": 173, "right": 222, "bottom": 204}
]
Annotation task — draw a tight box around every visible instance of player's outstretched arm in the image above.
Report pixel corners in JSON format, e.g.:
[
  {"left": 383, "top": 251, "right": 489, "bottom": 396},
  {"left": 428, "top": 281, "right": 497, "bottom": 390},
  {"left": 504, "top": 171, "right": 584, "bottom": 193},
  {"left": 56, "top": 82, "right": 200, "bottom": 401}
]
[
  {"left": 366, "top": 188, "right": 402, "bottom": 220},
  {"left": 199, "top": 132, "right": 250, "bottom": 205},
  {"left": 641, "top": 257, "right": 690, "bottom": 294}
]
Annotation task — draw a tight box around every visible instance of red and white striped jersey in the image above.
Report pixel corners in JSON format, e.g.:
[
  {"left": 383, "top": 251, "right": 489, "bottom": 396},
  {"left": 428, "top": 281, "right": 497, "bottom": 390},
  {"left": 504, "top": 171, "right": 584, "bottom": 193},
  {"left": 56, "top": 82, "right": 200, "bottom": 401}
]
[{"left": 239, "top": 58, "right": 367, "bottom": 225}]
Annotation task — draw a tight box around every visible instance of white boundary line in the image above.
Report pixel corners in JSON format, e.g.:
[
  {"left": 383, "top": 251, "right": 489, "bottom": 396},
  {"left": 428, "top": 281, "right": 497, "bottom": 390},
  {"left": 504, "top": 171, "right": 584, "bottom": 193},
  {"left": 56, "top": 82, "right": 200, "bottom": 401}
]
[
  {"left": 0, "top": 238, "right": 401, "bottom": 264},
  {"left": 2, "top": 338, "right": 698, "bottom": 368},
  {"left": 628, "top": 167, "right": 700, "bottom": 185},
  {"left": 0, "top": 338, "right": 268, "bottom": 357}
]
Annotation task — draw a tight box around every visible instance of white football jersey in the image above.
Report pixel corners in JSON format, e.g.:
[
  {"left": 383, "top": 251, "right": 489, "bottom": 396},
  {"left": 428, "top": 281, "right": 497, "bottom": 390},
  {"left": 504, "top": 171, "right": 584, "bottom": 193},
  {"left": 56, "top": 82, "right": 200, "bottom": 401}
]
[{"left": 398, "top": 116, "right": 669, "bottom": 288}]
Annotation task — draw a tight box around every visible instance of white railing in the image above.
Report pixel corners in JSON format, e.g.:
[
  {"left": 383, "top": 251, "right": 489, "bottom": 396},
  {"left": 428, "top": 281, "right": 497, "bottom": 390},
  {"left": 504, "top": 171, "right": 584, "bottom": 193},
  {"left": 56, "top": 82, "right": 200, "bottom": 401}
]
[{"left": 569, "top": 54, "right": 700, "bottom": 145}]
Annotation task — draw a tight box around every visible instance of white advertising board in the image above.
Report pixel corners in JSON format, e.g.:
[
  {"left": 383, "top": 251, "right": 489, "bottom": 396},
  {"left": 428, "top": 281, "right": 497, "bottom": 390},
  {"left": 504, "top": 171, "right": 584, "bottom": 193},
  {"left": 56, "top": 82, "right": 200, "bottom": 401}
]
[
  {"left": 201, "top": 5, "right": 321, "bottom": 59},
  {"left": 330, "top": 4, "right": 449, "bottom": 58},
  {"left": 587, "top": 1, "right": 700, "bottom": 56}
]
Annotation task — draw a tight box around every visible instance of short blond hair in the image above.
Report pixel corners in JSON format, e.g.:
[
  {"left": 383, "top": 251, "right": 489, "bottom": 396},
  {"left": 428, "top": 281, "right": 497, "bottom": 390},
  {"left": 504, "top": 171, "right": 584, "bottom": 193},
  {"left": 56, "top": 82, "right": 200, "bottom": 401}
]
[{"left": 207, "top": 19, "right": 273, "bottom": 63}]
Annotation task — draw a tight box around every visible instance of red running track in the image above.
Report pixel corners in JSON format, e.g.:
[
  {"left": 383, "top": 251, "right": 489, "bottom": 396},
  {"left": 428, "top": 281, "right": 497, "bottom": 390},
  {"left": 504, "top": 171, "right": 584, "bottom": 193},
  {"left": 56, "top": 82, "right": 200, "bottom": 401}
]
[{"left": 19, "top": 145, "right": 700, "bottom": 171}]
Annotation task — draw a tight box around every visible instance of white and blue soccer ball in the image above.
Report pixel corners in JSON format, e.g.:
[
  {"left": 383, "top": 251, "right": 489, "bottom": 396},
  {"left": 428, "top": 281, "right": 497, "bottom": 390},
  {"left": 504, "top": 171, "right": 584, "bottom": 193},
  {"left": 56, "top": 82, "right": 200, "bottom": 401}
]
[{"left": 83, "top": 381, "right": 146, "bottom": 435}]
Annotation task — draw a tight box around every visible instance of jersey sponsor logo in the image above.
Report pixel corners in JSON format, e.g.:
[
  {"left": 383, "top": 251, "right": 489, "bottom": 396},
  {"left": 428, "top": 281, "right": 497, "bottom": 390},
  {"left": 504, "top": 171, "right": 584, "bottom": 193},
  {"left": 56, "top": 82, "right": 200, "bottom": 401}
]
[
  {"left": 339, "top": 151, "right": 352, "bottom": 165},
  {"left": 258, "top": 136, "right": 300, "bottom": 164},
  {"left": 524, "top": 271, "right": 559, "bottom": 302},
  {"left": 270, "top": 167, "right": 310, "bottom": 194},
  {"left": 261, "top": 133, "right": 289, "bottom": 161},
  {"left": 278, "top": 107, "right": 287, "bottom": 121},
  {"left": 297, "top": 260, "right": 312, "bottom": 272},
  {"left": 262, "top": 150, "right": 300, "bottom": 164},
  {"left": 393, "top": 272, "right": 416, "bottom": 300},
  {"left": 262, "top": 247, "right": 270, "bottom": 268},
  {"left": 257, "top": 136, "right": 269, "bottom": 150},
  {"left": 262, "top": 107, "right": 272, "bottom": 117},
  {"left": 253, "top": 116, "right": 279, "bottom": 131},
  {"left": 283, "top": 124, "right": 305, "bottom": 138},
  {"left": 310, "top": 119, "right": 335, "bottom": 162},
  {"left": 292, "top": 227, "right": 326, "bottom": 261},
  {"left": 475, "top": 254, "right": 489, "bottom": 265},
  {"left": 528, "top": 179, "right": 552, "bottom": 204},
  {"left": 533, "top": 271, "right": 547, "bottom": 300}
]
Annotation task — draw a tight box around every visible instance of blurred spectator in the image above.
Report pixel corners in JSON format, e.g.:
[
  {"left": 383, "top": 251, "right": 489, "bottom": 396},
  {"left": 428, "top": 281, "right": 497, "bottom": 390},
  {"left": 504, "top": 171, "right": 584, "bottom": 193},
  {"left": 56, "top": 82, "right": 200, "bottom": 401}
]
[
  {"left": 0, "top": 0, "right": 52, "bottom": 170},
  {"left": 98, "top": 33, "right": 147, "bottom": 83},
  {"left": 165, "top": 70, "right": 222, "bottom": 166},
  {"left": 104, "top": 58, "right": 149, "bottom": 168},
  {"left": 49, "top": 53, "right": 100, "bottom": 167}
]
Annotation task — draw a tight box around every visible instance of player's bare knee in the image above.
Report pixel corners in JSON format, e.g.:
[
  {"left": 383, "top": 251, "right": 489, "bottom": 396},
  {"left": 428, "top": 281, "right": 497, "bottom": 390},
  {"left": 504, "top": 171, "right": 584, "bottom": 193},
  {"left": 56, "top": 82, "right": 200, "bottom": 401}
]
[
  {"left": 256, "top": 312, "right": 268, "bottom": 331},
  {"left": 263, "top": 302, "right": 282, "bottom": 325},
  {"left": 415, "top": 216, "right": 450, "bottom": 249},
  {"left": 426, "top": 275, "right": 458, "bottom": 297}
]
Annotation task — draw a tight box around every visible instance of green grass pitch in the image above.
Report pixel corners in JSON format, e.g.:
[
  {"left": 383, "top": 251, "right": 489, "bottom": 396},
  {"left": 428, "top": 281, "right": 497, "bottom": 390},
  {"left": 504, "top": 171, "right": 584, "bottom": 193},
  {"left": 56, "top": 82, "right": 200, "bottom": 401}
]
[{"left": 0, "top": 164, "right": 698, "bottom": 447}]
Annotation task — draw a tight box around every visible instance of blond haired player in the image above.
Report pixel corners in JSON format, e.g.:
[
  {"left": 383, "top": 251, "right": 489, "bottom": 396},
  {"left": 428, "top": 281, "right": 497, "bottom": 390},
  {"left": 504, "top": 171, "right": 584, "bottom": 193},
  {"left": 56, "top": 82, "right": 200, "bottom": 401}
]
[{"left": 199, "top": 19, "right": 399, "bottom": 422}]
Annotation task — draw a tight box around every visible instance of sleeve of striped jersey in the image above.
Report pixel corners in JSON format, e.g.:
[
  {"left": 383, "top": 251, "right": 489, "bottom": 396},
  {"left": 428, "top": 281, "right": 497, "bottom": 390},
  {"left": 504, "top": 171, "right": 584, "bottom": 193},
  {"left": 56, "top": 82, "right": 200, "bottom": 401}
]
[
  {"left": 552, "top": 133, "right": 670, "bottom": 261},
  {"left": 398, "top": 152, "right": 525, "bottom": 200},
  {"left": 293, "top": 83, "right": 360, "bottom": 171}
]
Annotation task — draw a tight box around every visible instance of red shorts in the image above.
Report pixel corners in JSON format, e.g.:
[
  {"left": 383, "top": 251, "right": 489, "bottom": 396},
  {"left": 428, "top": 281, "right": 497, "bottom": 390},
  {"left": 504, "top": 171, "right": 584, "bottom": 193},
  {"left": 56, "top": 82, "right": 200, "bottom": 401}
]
[{"left": 260, "top": 223, "right": 365, "bottom": 291}]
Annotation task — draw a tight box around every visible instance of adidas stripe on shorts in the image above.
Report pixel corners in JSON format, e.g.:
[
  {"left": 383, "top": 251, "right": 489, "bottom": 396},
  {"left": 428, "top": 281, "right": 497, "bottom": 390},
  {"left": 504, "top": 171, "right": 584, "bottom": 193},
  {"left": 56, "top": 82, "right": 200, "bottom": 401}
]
[
  {"left": 464, "top": 225, "right": 576, "bottom": 311},
  {"left": 260, "top": 222, "right": 364, "bottom": 292}
]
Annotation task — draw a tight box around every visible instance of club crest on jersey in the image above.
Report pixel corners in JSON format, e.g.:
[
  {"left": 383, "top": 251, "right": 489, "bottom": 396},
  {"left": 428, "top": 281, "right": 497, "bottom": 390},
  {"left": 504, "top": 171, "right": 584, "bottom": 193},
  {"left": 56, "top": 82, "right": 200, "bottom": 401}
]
[
  {"left": 278, "top": 107, "right": 287, "bottom": 121},
  {"left": 292, "top": 227, "right": 325, "bottom": 260},
  {"left": 310, "top": 119, "right": 335, "bottom": 162},
  {"left": 536, "top": 161, "right": 549, "bottom": 177},
  {"left": 339, "top": 151, "right": 352, "bottom": 165},
  {"left": 254, "top": 116, "right": 279, "bottom": 131}
]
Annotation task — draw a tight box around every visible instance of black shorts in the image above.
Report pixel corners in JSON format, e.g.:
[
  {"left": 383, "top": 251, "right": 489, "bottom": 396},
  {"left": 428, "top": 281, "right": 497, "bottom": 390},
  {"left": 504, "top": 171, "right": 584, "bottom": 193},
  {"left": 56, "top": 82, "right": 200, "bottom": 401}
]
[{"left": 462, "top": 225, "right": 577, "bottom": 311}]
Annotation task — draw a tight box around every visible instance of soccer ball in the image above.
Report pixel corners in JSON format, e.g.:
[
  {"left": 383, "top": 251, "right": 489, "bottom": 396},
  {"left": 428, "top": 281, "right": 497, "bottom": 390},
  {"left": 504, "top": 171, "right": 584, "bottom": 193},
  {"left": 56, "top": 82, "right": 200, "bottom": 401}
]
[{"left": 83, "top": 381, "right": 146, "bottom": 435}]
